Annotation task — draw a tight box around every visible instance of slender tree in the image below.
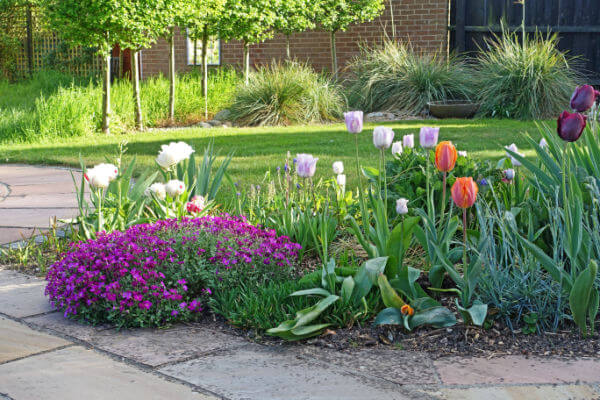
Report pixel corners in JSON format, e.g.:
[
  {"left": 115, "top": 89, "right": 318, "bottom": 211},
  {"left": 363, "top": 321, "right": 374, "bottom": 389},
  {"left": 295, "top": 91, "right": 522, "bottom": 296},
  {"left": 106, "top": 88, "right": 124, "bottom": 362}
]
[
  {"left": 40, "top": 0, "right": 129, "bottom": 134},
  {"left": 185, "top": 0, "right": 225, "bottom": 119},
  {"left": 219, "top": 0, "right": 278, "bottom": 84},
  {"left": 315, "top": 0, "right": 384, "bottom": 77},
  {"left": 273, "top": 0, "right": 316, "bottom": 59}
]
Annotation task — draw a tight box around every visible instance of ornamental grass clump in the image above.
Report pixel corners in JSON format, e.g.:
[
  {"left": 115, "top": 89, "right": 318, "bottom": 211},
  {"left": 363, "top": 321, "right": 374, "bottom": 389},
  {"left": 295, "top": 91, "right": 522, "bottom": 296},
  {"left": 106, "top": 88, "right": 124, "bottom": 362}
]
[
  {"left": 346, "top": 40, "right": 473, "bottom": 115},
  {"left": 46, "top": 216, "right": 301, "bottom": 327},
  {"left": 228, "top": 61, "right": 345, "bottom": 126}
]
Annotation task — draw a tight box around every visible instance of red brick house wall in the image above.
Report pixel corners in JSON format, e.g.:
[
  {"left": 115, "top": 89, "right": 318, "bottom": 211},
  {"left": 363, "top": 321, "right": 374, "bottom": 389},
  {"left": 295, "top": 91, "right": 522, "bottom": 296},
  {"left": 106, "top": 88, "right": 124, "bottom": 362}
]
[{"left": 140, "top": 0, "right": 449, "bottom": 78}]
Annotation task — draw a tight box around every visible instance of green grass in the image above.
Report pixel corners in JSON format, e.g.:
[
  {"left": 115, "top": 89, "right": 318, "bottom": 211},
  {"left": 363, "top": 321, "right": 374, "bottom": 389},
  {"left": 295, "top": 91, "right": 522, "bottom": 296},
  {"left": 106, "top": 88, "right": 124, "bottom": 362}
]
[{"left": 0, "top": 119, "right": 546, "bottom": 191}]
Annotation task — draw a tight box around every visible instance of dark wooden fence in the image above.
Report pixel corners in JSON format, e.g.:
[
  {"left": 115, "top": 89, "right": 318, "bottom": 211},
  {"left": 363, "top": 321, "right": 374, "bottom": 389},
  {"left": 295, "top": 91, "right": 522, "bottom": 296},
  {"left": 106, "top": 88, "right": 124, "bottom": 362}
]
[{"left": 449, "top": 0, "right": 600, "bottom": 84}]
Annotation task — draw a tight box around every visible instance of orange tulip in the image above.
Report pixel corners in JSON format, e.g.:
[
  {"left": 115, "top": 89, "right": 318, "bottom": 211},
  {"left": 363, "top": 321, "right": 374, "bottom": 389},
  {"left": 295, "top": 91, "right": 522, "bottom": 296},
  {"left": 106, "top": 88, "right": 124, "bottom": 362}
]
[
  {"left": 401, "top": 304, "right": 414, "bottom": 316},
  {"left": 451, "top": 177, "right": 478, "bottom": 209},
  {"left": 435, "top": 141, "right": 457, "bottom": 172}
]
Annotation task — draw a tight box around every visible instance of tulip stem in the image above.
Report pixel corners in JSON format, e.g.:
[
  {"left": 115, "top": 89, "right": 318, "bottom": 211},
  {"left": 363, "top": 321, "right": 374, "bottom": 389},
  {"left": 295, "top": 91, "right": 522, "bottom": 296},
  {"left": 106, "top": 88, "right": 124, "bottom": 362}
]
[
  {"left": 440, "top": 171, "right": 447, "bottom": 225},
  {"left": 355, "top": 134, "right": 367, "bottom": 225},
  {"left": 462, "top": 207, "right": 467, "bottom": 269}
]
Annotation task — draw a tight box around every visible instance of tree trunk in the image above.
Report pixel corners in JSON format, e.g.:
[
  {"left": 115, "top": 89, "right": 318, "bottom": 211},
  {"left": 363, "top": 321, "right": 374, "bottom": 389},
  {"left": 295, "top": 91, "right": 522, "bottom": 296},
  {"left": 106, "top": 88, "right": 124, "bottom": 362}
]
[
  {"left": 201, "top": 25, "right": 209, "bottom": 120},
  {"left": 330, "top": 31, "right": 338, "bottom": 79},
  {"left": 285, "top": 34, "right": 291, "bottom": 59},
  {"left": 132, "top": 49, "right": 142, "bottom": 130},
  {"left": 243, "top": 41, "right": 250, "bottom": 85},
  {"left": 193, "top": 38, "right": 198, "bottom": 67},
  {"left": 168, "top": 26, "right": 176, "bottom": 124},
  {"left": 101, "top": 50, "right": 111, "bottom": 135},
  {"left": 389, "top": 0, "right": 396, "bottom": 39}
]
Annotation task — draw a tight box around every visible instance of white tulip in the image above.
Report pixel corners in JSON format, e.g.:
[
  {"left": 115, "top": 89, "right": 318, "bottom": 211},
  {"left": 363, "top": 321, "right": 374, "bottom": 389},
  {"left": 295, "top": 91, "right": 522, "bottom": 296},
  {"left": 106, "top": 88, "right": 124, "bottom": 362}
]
[
  {"left": 332, "top": 161, "right": 344, "bottom": 175},
  {"left": 156, "top": 142, "right": 194, "bottom": 170},
  {"left": 391, "top": 141, "right": 403, "bottom": 156},
  {"left": 145, "top": 183, "right": 167, "bottom": 200},
  {"left": 336, "top": 174, "right": 346, "bottom": 190},
  {"left": 85, "top": 163, "right": 118, "bottom": 189},
  {"left": 505, "top": 143, "right": 523, "bottom": 167},
  {"left": 539, "top": 138, "right": 548, "bottom": 150},
  {"left": 458, "top": 151, "right": 467, "bottom": 157},
  {"left": 165, "top": 179, "right": 186, "bottom": 197},
  {"left": 373, "top": 126, "right": 395, "bottom": 149},
  {"left": 402, "top": 134, "right": 415, "bottom": 149},
  {"left": 396, "top": 198, "right": 409, "bottom": 215}
]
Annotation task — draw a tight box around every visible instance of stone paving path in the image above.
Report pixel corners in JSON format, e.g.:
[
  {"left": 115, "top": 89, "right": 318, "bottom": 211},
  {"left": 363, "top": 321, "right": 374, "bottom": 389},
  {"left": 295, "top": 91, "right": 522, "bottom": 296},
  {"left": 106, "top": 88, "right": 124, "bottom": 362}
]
[{"left": 1, "top": 268, "right": 600, "bottom": 400}]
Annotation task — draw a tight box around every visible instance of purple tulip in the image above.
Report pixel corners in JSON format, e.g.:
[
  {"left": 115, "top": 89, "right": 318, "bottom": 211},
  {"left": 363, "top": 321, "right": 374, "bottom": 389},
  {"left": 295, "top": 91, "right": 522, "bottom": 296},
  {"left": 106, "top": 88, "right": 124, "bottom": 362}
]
[
  {"left": 402, "top": 134, "right": 414, "bottom": 149},
  {"left": 344, "top": 111, "right": 364, "bottom": 134},
  {"left": 419, "top": 127, "right": 439, "bottom": 149},
  {"left": 295, "top": 153, "right": 318, "bottom": 178},
  {"left": 557, "top": 111, "right": 586, "bottom": 142},
  {"left": 570, "top": 85, "right": 600, "bottom": 113},
  {"left": 372, "top": 126, "right": 395, "bottom": 149}
]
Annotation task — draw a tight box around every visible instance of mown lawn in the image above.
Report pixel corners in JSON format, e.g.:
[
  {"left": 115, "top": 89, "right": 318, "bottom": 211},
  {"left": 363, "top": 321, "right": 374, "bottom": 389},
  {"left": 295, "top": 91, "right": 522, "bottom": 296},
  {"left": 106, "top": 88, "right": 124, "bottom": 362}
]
[{"left": 0, "top": 119, "right": 547, "bottom": 189}]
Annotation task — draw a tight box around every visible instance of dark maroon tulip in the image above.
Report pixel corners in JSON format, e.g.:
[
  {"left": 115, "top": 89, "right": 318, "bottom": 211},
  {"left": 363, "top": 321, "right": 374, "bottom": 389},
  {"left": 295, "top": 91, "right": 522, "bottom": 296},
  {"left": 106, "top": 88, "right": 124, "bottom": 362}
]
[
  {"left": 557, "top": 111, "right": 587, "bottom": 142},
  {"left": 570, "top": 85, "right": 600, "bottom": 112}
]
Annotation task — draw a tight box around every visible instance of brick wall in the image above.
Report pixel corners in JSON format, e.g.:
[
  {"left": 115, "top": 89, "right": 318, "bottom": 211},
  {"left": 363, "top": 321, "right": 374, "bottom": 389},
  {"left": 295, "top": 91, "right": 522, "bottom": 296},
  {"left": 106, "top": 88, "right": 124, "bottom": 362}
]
[{"left": 140, "top": 0, "right": 449, "bottom": 78}]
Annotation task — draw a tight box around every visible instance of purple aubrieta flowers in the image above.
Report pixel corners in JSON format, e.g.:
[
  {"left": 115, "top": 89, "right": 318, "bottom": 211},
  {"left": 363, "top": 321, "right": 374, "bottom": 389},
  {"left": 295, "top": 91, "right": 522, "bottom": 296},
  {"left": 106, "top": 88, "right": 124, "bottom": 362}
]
[{"left": 45, "top": 215, "right": 301, "bottom": 327}]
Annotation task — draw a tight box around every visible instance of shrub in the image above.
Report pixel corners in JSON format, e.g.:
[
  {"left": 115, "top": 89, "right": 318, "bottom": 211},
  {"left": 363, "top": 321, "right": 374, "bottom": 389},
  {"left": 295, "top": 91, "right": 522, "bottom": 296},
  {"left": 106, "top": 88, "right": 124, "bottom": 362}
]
[
  {"left": 46, "top": 216, "right": 301, "bottom": 327},
  {"left": 474, "top": 30, "right": 580, "bottom": 119},
  {"left": 228, "top": 62, "right": 345, "bottom": 126},
  {"left": 346, "top": 40, "right": 473, "bottom": 115}
]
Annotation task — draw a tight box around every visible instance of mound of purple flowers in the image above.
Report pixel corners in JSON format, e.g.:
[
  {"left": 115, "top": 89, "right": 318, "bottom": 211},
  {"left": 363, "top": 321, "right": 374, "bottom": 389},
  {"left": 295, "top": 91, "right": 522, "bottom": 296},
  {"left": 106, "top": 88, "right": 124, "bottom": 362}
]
[{"left": 46, "top": 215, "right": 301, "bottom": 327}]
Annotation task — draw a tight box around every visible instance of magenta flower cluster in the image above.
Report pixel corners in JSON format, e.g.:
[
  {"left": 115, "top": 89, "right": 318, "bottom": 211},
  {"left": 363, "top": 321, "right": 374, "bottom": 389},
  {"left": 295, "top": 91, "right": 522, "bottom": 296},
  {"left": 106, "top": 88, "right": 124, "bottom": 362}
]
[{"left": 45, "top": 215, "right": 301, "bottom": 326}]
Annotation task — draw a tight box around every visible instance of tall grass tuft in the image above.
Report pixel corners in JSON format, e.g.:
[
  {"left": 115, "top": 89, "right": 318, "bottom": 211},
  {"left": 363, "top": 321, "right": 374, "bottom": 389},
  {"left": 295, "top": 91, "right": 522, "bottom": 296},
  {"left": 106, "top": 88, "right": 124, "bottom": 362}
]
[
  {"left": 0, "top": 68, "right": 240, "bottom": 143},
  {"left": 228, "top": 62, "right": 345, "bottom": 126},
  {"left": 475, "top": 29, "right": 580, "bottom": 119},
  {"left": 346, "top": 40, "right": 473, "bottom": 115}
]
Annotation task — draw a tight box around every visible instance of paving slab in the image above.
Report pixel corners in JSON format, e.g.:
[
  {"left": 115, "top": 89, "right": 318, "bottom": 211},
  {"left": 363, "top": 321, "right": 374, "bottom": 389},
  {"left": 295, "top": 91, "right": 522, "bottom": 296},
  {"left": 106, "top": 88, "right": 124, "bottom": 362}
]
[
  {"left": 7, "top": 182, "right": 80, "bottom": 196},
  {"left": 0, "top": 227, "right": 48, "bottom": 244},
  {"left": 0, "top": 207, "right": 78, "bottom": 228},
  {"left": 24, "top": 312, "right": 107, "bottom": 342},
  {"left": 0, "top": 346, "right": 216, "bottom": 400},
  {"left": 0, "top": 270, "right": 53, "bottom": 317},
  {"left": 295, "top": 346, "right": 440, "bottom": 385},
  {"left": 435, "top": 355, "right": 600, "bottom": 385},
  {"left": 89, "top": 324, "right": 247, "bottom": 367},
  {"left": 426, "top": 384, "right": 600, "bottom": 400},
  {"left": 160, "top": 343, "right": 424, "bottom": 400},
  {"left": 0, "top": 193, "right": 79, "bottom": 208},
  {"left": 0, "top": 316, "right": 71, "bottom": 363}
]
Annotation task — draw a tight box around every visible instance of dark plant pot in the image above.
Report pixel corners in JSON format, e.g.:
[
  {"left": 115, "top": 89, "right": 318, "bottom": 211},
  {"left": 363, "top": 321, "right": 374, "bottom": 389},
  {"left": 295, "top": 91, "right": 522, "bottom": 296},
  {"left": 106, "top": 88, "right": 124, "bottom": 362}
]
[{"left": 428, "top": 101, "right": 480, "bottom": 119}]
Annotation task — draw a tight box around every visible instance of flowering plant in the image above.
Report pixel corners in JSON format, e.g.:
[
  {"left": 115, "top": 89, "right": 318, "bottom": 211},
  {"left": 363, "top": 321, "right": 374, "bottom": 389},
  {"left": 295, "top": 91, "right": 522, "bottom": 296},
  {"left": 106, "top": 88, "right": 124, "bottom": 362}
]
[{"left": 46, "top": 216, "right": 302, "bottom": 327}]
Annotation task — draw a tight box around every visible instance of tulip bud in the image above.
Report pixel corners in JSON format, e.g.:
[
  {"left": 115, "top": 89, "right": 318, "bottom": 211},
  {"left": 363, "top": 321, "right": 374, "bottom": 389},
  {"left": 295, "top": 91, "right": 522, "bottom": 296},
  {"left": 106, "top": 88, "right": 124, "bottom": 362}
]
[
  {"left": 332, "top": 161, "right": 344, "bottom": 175},
  {"left": 419, "top": 127, "right": 439, "bottom": 149},
  {"left": 391, "top": 141, "right": 403, "bottom": 156},
  {"left": 505, "top": 143, "right": 523, "bottom": 167},
  {"left": 296, "top": 153, "right": 318, "bottom": 178},
  {"left": 570, "top": 85, "right": 599, "bottom": 113},
  {"left": 557, "top": 111, "right": 586, "bottom": 142},
  {"left": 435, "top": 141, "right": 457, "bottom": 172},
  {"left": 402, "top": 134, "right": 414, "bottom": 149},
  {"left": 165, "top": 179, "right": 186, "bottom": 197},
  {"left": 539, "top": 138, "right": 548, "bottom": 150},
  {"left": 373, "top": 126, "right": 395, "bottom": 150},
  {"left": 396, "top": 198, "right": 409, "bottom": 215},
  {"left": 451, "top": 177, "right": 478, "bottom": 209},
  {"left": 145, "top": 183, "right": 167, "bottom": 200},
  {"left": 504, "top": 168, "right": 515, "bottom": 180},
  {"left": 344, "top": 111, "right": 363, "bottom": 134},
  {"left": 186, "top": 195, "right": 206, "bottom": 214}
]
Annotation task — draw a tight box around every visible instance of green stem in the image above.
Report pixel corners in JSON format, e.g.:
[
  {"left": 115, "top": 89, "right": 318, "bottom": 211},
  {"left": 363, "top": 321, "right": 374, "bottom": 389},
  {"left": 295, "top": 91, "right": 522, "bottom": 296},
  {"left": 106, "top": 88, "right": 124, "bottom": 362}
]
[
  {"left": 355, "top": 134, "right": 367, "bottom": 224},
  {"left": 440, "top": 171, "right": 447, "bottom": 224},
  {"left": 462, "top": 207, "right": 468, "bottom": 304},
  {"left": 426, "top": 153, "right": 432, "bottom": 219}
]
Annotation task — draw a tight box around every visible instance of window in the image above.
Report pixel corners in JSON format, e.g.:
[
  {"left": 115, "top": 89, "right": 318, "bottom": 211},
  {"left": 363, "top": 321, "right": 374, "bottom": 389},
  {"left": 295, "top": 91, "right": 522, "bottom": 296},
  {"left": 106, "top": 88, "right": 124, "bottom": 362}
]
[{"left": 186, "top": 31, "right": 221, "bottom": 66}]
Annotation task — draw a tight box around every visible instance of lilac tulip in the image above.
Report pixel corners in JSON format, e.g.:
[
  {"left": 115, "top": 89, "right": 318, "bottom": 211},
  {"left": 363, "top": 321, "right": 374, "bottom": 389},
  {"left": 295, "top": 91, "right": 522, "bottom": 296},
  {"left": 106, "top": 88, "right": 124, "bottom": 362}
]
[
  {"left": 402, "top": 134, "right": 414, "bottom": 149},
  {"left": 505, "top": 143, "right": 523, "bottom": 167},
  {"left": 504, "top": 169, "right": 515, "bottom": 181},
  {"left": 557, "top": 111, "right": 587, "bottom": 142},
  {"left": 344, "top": 111, "right": 363, "bottom": 134},
  {"left": 373, "top": 126, "right": 395, "bottom": 149},
  {"left": 296, "top": 153, "right": 318, "bottom": 178},
  {"left": 419, "top": 127, "right": 439, "bottom": 149},
  {"left": 570, "top": 85, "right": 600, "bottom": 113}
]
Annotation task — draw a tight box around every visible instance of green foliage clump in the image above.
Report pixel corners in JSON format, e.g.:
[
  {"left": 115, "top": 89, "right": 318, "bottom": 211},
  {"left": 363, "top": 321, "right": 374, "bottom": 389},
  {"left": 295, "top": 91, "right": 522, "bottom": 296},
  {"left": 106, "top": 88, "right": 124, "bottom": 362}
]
[
  {"left": 474, "top": 30, "right": 580, "bottom": 119},
  {"left": 347, "top": 40, "right": 473, "bottom": 115},
  {"left": 229, "top": 62, "right": 345, "bottom": 126}
]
